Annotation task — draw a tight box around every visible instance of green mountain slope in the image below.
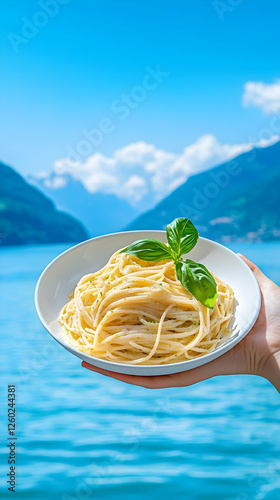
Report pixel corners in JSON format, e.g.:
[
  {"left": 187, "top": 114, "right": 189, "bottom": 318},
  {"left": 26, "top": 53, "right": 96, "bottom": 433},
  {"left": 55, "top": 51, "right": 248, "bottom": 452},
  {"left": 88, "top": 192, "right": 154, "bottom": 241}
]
[
  {"left": 0, "top": 162, "right": 88, "bottom": 245},
  {"left": 125, "top": 141, "right": 280, "bottom": 242},
  {"left": 29, "top": 173, "right": 139, "bottom": 237}
]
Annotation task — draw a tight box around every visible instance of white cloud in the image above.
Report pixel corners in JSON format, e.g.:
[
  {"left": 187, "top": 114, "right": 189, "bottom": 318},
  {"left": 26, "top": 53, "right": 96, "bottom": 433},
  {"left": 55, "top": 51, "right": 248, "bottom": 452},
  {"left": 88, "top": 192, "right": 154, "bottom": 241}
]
[
  {"left": 85, "top": 170, "right": 117, "bottom": 192},
  {"left": 124, "top": 175, "right": 147, "bottom": 202},
  {"left": 242, "top": 80, "right": 280, "bottom": 114},
  {"left": 44, "top": 176, "right": 67, "bottom": 189},
  {"left": 170, "top": 134, "right": 252, "bottom": 176},
  {"left": 115, "top": 141, "right": 156, "bottom": 163},
  {"left": 44, "top": 134, "right": 278, "bottom": 208},
  {"left": 35, "top": 170, "right": 49, "bottom": 179},
  {"left": 255, "top": 134, "right": 279, "bottom": 148}
]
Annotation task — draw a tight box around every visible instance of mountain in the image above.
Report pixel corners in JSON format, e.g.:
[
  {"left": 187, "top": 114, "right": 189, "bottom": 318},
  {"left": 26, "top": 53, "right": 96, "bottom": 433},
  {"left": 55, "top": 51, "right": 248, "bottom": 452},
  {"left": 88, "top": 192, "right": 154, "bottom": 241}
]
[
  {"left": 29, "top": 174, "right": 139, "bottom": 237},
  {"left": 0, "top": 162, "right": 88, "bottom": 246},
  {"left": 125, "top": 141, "right": 280, "bottom": 243}
]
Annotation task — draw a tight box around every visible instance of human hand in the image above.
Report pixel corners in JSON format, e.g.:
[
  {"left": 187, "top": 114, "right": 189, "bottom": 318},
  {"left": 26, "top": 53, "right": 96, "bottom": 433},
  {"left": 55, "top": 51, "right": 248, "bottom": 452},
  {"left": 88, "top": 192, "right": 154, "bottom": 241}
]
[{"left": 82, "top": 255, "right": 280, "bottom": 392}]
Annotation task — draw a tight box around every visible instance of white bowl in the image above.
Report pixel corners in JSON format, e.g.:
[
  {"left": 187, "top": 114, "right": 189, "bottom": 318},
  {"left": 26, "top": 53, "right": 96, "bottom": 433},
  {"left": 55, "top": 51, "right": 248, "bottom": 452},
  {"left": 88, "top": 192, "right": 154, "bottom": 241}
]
[{"left": 35, "top": 231, "right": 261, "bottom": 376}]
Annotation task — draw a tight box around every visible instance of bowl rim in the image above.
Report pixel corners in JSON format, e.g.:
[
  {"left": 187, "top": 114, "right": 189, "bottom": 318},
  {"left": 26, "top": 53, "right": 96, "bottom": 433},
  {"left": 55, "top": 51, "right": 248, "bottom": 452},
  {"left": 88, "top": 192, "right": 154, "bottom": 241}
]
[{"left": 35, "top": 230, "right": 261, "bottom": 373}]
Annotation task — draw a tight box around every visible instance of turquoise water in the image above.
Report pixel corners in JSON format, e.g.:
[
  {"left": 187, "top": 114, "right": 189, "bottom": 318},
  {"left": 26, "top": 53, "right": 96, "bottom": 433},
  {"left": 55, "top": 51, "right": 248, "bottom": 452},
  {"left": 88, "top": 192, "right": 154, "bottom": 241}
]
[{"left": 0, "top": 243, "right": 280, "bottom": 500}]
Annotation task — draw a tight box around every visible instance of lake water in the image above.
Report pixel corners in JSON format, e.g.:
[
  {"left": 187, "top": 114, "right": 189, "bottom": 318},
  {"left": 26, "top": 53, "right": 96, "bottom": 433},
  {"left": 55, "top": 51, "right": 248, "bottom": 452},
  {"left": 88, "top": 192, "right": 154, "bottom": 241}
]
[{"left": 0, "top": 243, "right": 280, "bottom": 500}]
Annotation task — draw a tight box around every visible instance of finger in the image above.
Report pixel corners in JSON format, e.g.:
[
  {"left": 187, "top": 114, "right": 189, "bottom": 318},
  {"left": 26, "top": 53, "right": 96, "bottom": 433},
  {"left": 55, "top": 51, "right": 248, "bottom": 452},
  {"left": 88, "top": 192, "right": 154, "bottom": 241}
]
[
  {"left": 81, "top": 360, "right": 221, "bottom": 389},
  {"left": 82, "top": 361, "right": 183, "bottom": 388},
  {"left": 81, "top": 361, "right": 136, "bottom": 384},
  {"left": 82, "top": 344, "right": 243, "bottom": 389},
  {"left": 82, "top": 361, "right": 176, "bottom": 388},
  {"left": 237, "top": 253, "right": 267, "bottom": 285}
]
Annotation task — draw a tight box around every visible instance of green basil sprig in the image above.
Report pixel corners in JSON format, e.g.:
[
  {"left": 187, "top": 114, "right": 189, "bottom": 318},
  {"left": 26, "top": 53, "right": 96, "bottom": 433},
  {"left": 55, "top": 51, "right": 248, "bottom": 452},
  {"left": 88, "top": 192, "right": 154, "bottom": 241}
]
[
  {"left": 120, "top": 238, "right": 172, "bottom": 262},
  {"left": 166, "top": 217, "right": 199, "bottom": 260},
  {"left": 120, "top": 217, "right": 217, "bottom": 310},
  {"left": 175, "top": 259, "right": 217, "bottom": 310}
]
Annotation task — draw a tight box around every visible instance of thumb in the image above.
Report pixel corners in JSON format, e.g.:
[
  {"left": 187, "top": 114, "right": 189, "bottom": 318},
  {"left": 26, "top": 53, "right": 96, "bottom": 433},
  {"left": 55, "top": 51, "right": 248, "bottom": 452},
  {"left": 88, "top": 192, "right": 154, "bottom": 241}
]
[{"left": 237, "top": 253, "right": 267, "bottom": 287}]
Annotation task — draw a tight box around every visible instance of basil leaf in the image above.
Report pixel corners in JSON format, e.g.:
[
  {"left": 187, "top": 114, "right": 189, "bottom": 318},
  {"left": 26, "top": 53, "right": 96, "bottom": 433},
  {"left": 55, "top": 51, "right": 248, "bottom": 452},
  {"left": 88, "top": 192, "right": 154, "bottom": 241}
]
[
  {"left": 120, "top": 239, "right": 172, "bottom": 261},
  {"left": 166, "top": 218, "right": 199, "bottom": 260},
  {"left": 175, "top": 259, "right": 217, "bottom": 310}
]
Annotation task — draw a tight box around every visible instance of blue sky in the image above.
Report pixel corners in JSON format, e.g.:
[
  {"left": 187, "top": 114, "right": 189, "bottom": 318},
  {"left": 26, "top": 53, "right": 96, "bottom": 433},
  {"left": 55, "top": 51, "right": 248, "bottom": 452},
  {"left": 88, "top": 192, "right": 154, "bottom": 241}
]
[{"left": 1, "top": 0, "right": 280, "bottom": 186}]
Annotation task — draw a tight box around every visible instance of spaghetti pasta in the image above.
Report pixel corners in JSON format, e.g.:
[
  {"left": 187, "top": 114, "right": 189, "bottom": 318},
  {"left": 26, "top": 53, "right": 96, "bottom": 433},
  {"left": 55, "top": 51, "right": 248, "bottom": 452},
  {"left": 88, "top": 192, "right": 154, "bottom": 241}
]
[{"left": 58, "top": 250, "right": 235, "bottom": 365}]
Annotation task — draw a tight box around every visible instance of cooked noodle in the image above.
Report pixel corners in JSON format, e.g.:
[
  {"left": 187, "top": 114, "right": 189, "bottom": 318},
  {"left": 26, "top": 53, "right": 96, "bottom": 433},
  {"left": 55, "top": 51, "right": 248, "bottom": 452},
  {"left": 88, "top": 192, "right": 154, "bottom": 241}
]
[{"left": 58, "top": 250, "right": 235, "bottom": 365}]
